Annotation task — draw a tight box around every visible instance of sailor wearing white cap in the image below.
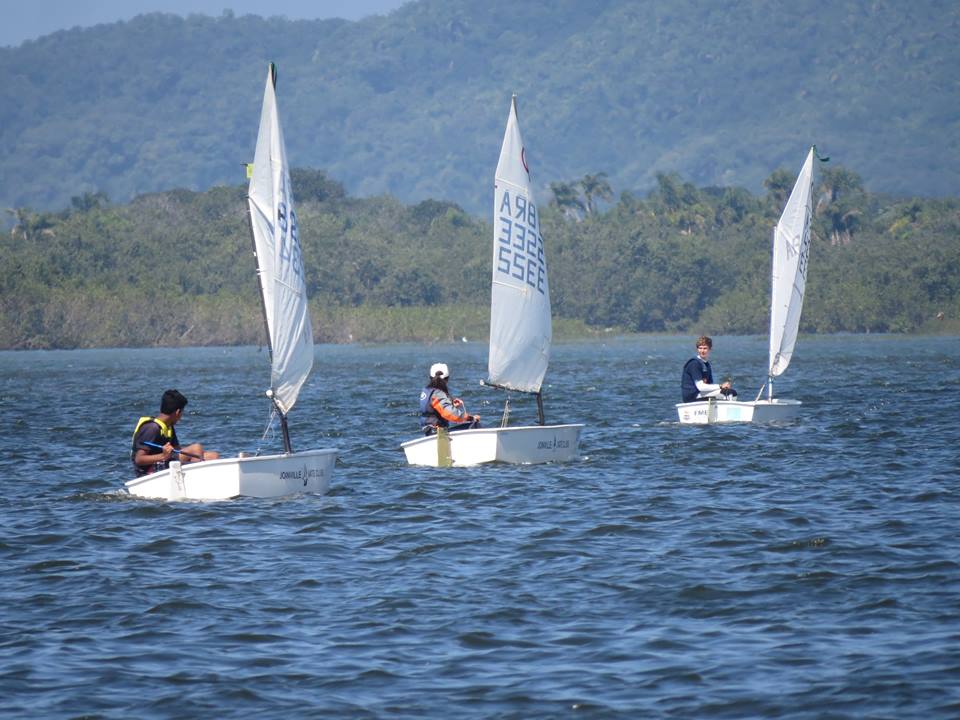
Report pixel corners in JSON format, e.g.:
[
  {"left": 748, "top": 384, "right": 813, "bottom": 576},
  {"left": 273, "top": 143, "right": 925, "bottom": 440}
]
[{"left": 418, "top": 363, "right": 480, "bottom": 435}]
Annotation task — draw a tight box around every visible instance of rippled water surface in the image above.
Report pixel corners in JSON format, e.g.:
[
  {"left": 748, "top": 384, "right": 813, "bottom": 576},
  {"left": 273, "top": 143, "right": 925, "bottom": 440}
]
[{"left": 2, "top": 335, "right": 959, "bottom": 718}]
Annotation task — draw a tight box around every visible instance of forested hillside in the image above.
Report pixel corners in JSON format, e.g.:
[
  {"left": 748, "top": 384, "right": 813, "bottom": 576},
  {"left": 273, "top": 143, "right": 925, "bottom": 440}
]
[
  {"left": 1, "top": 0, "right": 958, "bottom": 215},
  {"left": 2, "top": 165, "right": 957, "bottom": 350}
]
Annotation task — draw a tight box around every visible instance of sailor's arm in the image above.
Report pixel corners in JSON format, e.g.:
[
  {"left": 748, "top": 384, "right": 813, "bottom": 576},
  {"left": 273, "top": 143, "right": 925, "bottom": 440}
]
[
  {"left": 695, "top": 379, "right": 722, "bottom": 395},
  {"left": 133, "top": 442, "right": 174, "bottom": 468},
  {"left": 430, "top": 394, "right": 470, "bottom": 423}
]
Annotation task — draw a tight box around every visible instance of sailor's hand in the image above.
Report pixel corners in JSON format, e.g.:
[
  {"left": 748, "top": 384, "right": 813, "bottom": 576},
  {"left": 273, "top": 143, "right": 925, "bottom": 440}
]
[
  {"left": 161, "top": 442, "right": 174, "bottom": 460},
  {"left": 721, "top": 381, "right": 732, "bottom": 390},
  {"left": 452, "top": 398, "right": 463, "bottom": 407}
]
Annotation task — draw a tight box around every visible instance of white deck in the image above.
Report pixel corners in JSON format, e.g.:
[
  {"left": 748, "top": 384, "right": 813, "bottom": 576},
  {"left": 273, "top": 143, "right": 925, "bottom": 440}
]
[
  {"left": 401, "top": 424, "right": 584, "bottom": 467},
  {"left": 125, "top": 448, "right": 337, "bottom": 500},
  {"left": 676, "top": 398, "right": 801, "bottom": 425}
]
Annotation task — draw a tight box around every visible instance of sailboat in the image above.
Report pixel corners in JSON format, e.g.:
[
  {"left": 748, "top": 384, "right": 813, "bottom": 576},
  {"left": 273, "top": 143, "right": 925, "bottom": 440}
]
[
  {"left": 677, "top": 146, "right": 821, "bottom": 424},
  {"left": 126, "top": 64, "right": 337, "bottom": 499},
  {"left": 402, "top": 96, "right": 584, "bottom": 466}
]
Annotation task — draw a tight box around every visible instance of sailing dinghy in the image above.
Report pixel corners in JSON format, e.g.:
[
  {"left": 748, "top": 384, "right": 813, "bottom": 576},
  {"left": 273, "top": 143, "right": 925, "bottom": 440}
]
[
  {"left": 402, "top": 96, "right": 584, "bottom": 466},
  {"left": 677, "top": 146, "right": 822, "bottom": 424},
  {"left": 126, "top": 64, "right": 337, "bottom": 499}
]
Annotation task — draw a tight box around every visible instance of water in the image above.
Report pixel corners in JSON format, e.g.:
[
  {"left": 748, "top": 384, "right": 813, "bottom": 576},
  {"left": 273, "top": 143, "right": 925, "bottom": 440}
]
[{"left": 1, "top": 335, "right": 959, "bottom": 718}]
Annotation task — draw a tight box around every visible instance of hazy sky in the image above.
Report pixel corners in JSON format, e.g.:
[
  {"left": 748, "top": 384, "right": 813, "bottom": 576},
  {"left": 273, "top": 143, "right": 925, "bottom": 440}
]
[{"left": 0, "top": 0, "right": 409, "bottom": 47}]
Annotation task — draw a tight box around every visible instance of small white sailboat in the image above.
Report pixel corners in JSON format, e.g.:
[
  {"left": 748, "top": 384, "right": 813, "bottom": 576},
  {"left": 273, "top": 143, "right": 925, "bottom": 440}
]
[
  {"left": 677, "top": 146, "right": 821, "bottom": 425},
  {"left": 402, "top": 96, "right": 584, "bottom": 466},
  {"left": 126, "top": 64, "right": 336, "bottom": 499}
]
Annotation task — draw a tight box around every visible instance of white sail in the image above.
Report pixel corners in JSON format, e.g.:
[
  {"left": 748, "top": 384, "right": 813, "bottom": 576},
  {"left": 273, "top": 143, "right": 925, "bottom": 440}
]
[
  {"left": 247, "top": 64, "right": 313, "bottom": 414},
  {"left": 768, "top": 147, "right": 815, "bottom": 378},
  {"left": 487, "top": 96, "right": 551, "bottom": 393}
]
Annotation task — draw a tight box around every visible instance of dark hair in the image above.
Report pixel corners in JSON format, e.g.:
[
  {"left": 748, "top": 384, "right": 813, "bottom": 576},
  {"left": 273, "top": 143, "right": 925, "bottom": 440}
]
[
  {"left": 160, "top": 389, "right": 188, "bottom": 414},
  {"left": 696, "top": 335, "right": 713, "bottom": 349},
  {"left": 427, "top": 375, "right": 449, "bottom": 394}
]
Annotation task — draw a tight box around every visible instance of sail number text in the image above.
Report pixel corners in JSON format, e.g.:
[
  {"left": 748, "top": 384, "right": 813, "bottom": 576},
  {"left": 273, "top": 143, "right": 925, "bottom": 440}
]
[
  {"left": 797, "top": 225, "right": 810, "bottom": 281},
  {"left": 277, "top": 174, "right": 305, "bottom": 282},
  {"left": 496, "top": 190, "right": 546, "bottom": 295}
]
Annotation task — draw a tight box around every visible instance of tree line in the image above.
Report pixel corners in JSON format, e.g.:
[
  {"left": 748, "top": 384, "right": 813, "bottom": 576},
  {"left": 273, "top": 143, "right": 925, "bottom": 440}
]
[{"left": 1, "top": 165, "right": 957, "bottom": 349}]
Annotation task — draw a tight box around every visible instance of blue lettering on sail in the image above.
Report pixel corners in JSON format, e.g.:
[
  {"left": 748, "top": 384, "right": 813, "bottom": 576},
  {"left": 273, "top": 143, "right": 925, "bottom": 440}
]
[
  {"left": 277, "top": 174, "right": 305, "bottom": 283},
  {"left": 512, "top": 222, "right": 526, "bottom": 251},
  {"left": 514, "top": 195, "right": 527, "bottom": 221},
  {"left": 497, "top": 245, "right": 511, "bottom": 274},
  {"left": 797, "top": 223, "right": 810, "bottom": 280},
  {"left": 494, "top": 190, "right": 546, "bottom": 295},
  {"left": 498, "top": 216, "right": 512, "bottom": 244}
]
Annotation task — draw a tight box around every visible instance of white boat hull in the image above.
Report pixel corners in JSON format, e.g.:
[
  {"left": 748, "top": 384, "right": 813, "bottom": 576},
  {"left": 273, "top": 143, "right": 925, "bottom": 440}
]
[
  {"left": 125, "top": 449, "right": 337, "bottom": 501},
  {"left": 401, "top": 424, "right": 584, "bottom": 467},
  {"left": 676, "top": 398, "right": 801, "bottom": 425}
]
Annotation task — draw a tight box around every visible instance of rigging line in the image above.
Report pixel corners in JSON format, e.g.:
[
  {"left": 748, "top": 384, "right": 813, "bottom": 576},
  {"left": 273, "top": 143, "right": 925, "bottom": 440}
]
[
  {"left": 257, "top": 408, "right": 278, "bottom": 457},
  {"left": 272, "top": 278, "right": 307, "bottom": 294},
  {"left": 754, "top": 381, "right": 766, "bottom": 402}
]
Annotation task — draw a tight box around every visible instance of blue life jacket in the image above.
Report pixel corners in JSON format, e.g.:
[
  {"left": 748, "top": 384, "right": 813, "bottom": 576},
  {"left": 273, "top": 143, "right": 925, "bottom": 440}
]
[
  {"left": 681, "top": 357, "right": 713, "bottom": 403},
  {"left": 419, "top": 386, "right": 448, "bottom": 428}
]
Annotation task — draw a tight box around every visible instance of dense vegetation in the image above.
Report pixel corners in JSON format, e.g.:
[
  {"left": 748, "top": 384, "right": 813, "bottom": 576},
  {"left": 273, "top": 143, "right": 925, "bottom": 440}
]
[
  {"left": 2, "top": 166, "right": 957, "bottom": 350},
  {"left": 1, "top": 0, "right": 958, "bottom": 215}
]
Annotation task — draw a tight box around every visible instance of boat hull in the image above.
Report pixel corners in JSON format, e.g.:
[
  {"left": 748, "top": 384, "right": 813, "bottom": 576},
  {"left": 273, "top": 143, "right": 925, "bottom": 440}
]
[
  {"left": 401, "top": 424, "right": 584, "bottom": 467},
  {"left": 676, "top": 398, "right": 801, "bottom": 425},
  {"left": 125, "top": 448, "right": 337, "bottom": 501}
]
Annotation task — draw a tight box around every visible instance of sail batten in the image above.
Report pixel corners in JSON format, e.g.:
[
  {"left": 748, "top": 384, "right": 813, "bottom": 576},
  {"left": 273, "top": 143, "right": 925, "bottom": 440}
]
[
  {"left": 487, "top": 97, "right": 551, "bottom": 394},
  {"left": 247, "top": 65, "right": 313, "bottom": 416},
  {"left": 768, "top": 147, "right": 815, "bottom": 378}
]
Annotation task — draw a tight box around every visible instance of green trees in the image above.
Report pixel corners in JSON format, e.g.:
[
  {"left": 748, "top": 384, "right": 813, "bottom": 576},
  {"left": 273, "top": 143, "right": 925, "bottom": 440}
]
[
  {"left": 816, "top": 167, "right": 867, "bottom": 245},
  {"left": 6, "top": 207, "right": 55, "bottom": 243},
  {"left": 70, "top": 191, "right": 110, "bottom": 213},
  {"left": 549, "top": 181, "right": 586, "bottom": 220},
  {"left": 580, "top": 173, "right": 614, "bottom": 215},
  {"left": 549, "top": 173, "right": 614, "bottom": 220},
  {"left": 0, "top": 165, "right": 957, "bottom": 349}
]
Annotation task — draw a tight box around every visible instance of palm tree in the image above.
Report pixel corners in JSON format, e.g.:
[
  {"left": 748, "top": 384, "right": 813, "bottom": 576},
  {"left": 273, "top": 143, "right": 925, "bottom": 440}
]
[
  {"left": 579, "top": 172, "right": 613, "bottom": 214},
  {"left": 6, "top": 207, "right": 54, "bottom": 242},
  {"left": 70, "top": 191, "right": 110, "bottom": 213},
  {"left": 550, "top": 181, "right": 586, "bottom": 221},
  {"left": 763, "top": 168, "right": 795, "bottom": 209},
  {"left": 653, "top": 172, "right": 683, "bottom": 211},
  {"left": 816, "top": 167, "right": 865, "bottom": 245}
]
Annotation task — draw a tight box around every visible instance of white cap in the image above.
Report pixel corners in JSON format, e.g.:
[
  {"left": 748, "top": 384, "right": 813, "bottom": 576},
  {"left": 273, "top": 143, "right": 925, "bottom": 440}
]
[{"left": 429, "top": 362, "right": 449, "bottom": 379}]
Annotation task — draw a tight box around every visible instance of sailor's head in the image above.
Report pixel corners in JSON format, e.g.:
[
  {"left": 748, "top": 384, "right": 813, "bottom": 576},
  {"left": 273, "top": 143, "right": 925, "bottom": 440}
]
[
  {"left": 160, "top": 388, "right": 188, "bottom": 417},
  {"left": 429, "top": 362, "right": 449, "bottom": 380},
  {"left": 696, "top": 336, "right": 712, "bottom": 359}
]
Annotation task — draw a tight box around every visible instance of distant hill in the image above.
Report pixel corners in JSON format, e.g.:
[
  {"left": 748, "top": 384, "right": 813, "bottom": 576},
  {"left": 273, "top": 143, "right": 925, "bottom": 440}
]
[{"left": 1, "top": 0, "right": 958, "bottom": 215}]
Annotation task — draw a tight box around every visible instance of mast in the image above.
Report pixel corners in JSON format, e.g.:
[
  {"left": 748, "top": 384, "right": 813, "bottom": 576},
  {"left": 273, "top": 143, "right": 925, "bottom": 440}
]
[
  {"left": 488, "top": 94, "right": 552, "bottom": 406},
  {"left": 247, "top": 189, "right": 294, "bottom": 453},
  {"left": 767, "top": 146, "right": 817, "bottom": 401},
  {"left": 483, "top": 380, "right": 546, "bottom": 425},
  {"left": 248, "top": 62, "right": 279, "bottom": 362},
  {"left": 767, "top": 222, "right": 776, "bottom": 402},
  {"left": 247, "top": 61, "right": 314, "bottom": 455}
]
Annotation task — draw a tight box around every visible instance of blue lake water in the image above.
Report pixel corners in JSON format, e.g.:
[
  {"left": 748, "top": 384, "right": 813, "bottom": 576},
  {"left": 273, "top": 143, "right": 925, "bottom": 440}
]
[{"left": 1, "top": 334, "right": 959, "bottom": 718}]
